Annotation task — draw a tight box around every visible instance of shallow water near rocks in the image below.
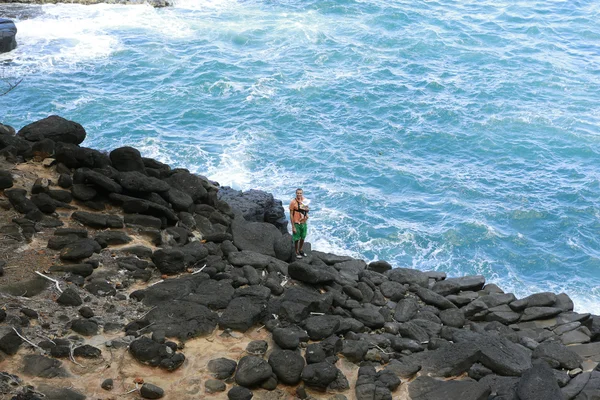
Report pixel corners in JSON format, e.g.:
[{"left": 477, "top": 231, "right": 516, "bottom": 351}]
[{"left": 1, "top": 0, "right": 600, "bottom": 312}]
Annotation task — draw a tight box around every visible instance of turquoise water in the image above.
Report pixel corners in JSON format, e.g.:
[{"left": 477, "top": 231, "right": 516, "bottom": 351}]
[{"left": 1, "top": 0, "right": 600, "bottom": 312}]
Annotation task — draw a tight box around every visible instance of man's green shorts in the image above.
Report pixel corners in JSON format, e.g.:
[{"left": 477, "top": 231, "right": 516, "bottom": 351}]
[{"left": 293, "top": 223, "right": 307, "bottom": 241}]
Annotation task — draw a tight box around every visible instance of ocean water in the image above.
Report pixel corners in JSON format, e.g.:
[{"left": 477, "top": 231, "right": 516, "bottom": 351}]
[{"left": 1, "top": 0, "right": 600, "bottom": 313}]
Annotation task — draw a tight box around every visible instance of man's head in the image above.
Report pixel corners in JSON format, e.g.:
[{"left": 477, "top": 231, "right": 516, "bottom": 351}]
[{"left": 295, "top": 188, "right": 303, "bottom": 199}]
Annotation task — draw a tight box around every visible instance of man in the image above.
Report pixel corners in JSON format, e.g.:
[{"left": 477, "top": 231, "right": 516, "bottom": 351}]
[{"left": 290, "top": 188, "right": 309, "bottom": 258}]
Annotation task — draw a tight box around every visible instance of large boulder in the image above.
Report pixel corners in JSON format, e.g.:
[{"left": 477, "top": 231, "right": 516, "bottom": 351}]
[
  {"left": 268, "top": 350, "right": 305, "bottom": 385},
  {"left": 235, "top": 355, "right": 273, "bottom": 388},
  {"left": 516, "top": 362, "right": 564, "bottom": 400},
  {"left": 144, "top": 300, "right": 218, "bottom": 340},
  {"left": 18, "top": 116, "right": 86, "bottom": 145},
  {"left": 164, "top": 170, "right": 208, "bottom": 202},
  {"left": 109, "top": 146, "right": 146, "bottom": 173},
  {"left": 409, "top": 376, "right": 490, "bottom": 400},
  {"left": 219, "top": 297, "right": 266, "bottom": 332},
  {"left": 218, "top": 187, "right": 287, "bottom": 233},
  {"left": 0, "top": 19, "right": 17, "bottom": 53},
  {"left": 231, "top": 217, "right": 281, "bottom": 258}
]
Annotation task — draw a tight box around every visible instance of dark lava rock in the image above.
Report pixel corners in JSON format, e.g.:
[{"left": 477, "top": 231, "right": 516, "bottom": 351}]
[
  {"left": 110, "top": 146, "right": 146, "bottom": 173},
  {"left": 164, "top": 170, "right": 208, "bottom": 202},
  {"left": 49, "top": 263, "right": 94, "bottom": 277},
  {"left": 84, "top": 280, "right": 117, "bottom": 297},
  {"left": 288, "top": 261, "right": 336, "bottom": 284},
  {"left": 208, "top": 357, "right": 237, "bottom": 380},
  {"left": 0, "top": 19, "right": 17, "bottom": 53},
  {"left": 412, "top": 286, "right": 457, "bottom": 310},
  {"left": 119, "top": 171, "right": 170, "bottom": 192},
  {"left": 101, "top": 378, "right": 114, "bottom": 391},
  {"left": 5, "top": 188, "right": 37, "bottom": 214},
  {"left": 124, "top": 213, "right": 163, "bottom": 229},
  {"left": 386, "top": 267, "right": 429, "bottom": 288},
  {"left": 79, "top": 306, "right": 94, "bottom": 318},
  {"left": 20, "top": 308, "right": 38, "bottom": 319},
  {"left": 0, "top": 169, "right": 13, "bottom": 189},
  {"left": 151, "top": 248, "right": 186, "bottom": 275},
  {"left": 56, "top": 287, "right": 83, "bottom": 306},
  {"left": 73, "top": 344, "right": 101, "bottom": 358},
  {"left": 394, "top": 298, "right": 419, "bottom": 322},
  {"left": 246, "top": 340, "right": 268, "bottom": 356},
  {"left": 305, "top": 343, "right": 327, "bottom": 364},
  {"left": 268, "top": 349, "right": 305, "bottom": 385},
  {"left": 59, "top": 238, "right": 101, "bottom": 260},
  {"left": 379, "top": 281, "right": 407, "bottom": 301},
  {"left": 31, "top": 193, "right": 57, "bottom": 213},
  {"left": 367, "top": 260, "right": 392, "bottom": 273},
  {"left": 235, "top": 355, "right": 273, "bottom": 387},
  {"left": 71, "top": 184, "right": 97, "bottom": 201},
  {"left": 532, "top": 341, "right": 582, "bottom": 370},
  {"left": 0, "top": 329, "right": 23, "bottom": 355},
  {"left": 418, "top": 342, "right": 481, "bottom": 377},
  {"left": 144, "top": 300, "right": 218, "bottom": 340},
  {"left": 205, "top": 379, "right": 226, "bottom": 393},
  {"left": 72, "top": 211, "right": 123, "bottom": 229},
  {"left": 18, "top": 116, "right": 85, "bottom": 145},
  {"left": 455, "top": 332, "right": 532, "bottom": 376},
  {"left": 432, "top": 275, "right": 486, "bottom": 296},
  {"left": 341, "top": 340, "right": 370, "bottom": 363},
  {"left": 272, "top": 327, "right": 301, "bottom": 350},
  {"left": 80, "top": 169, "right": 122, "bottom": 193},
  {"left": 94, "top": 231, "right": 132, "bottom": 247},
  {"left": 22, "top": 355, "right": 69, "bottom": 378},
  {"left": 408, "top": 376, "right": 490, "bottom": 400},
  {"left": 301, "top": 362, "right": 339, "bottom": 390},
  {"left": 520, "top": 307, "right": 563, "bottom": 322},
  {"left": 219, "top": 297, "right": 266, "bottom": 332},
  {"left": 228, "top": 386, "right": 253, "bottom": 400},
  {"left": 305, "top": 315, "right": 341, "bottom": 341},
  {"left": 352, "top": 305, "right": 385, "bottom": 328},
  {"left": 439, "top": 308, "right": 466, "bottom": 328},
  {"left": 48, "top": 189, "right": 72, "bottom": 203},
  {"left": 516, "top": 362, "right": 563, "bottom": 400},
  {"left": 70, "top": 319, "right": 98, "bottom": 336},
  {"left": 140, "top": 383, "right": 164, "bottom": 399},
  {"left": 58, "top": 173, "right": 73, "bottom": 188}
]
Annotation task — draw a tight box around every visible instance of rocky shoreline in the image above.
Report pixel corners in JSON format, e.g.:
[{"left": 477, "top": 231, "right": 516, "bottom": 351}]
[{"left": 0, "top": 115, "right": 598, "bottom": 400}]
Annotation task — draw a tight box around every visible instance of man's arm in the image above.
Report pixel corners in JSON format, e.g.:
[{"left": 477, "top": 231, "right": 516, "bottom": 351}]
[{"left": 289, "top": 202, "right": 296, "bottom": 232}]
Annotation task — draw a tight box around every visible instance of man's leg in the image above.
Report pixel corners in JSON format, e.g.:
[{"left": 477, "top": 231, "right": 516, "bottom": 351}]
[
  {"left": 294, "top": 240, "right": 300, "bottom": 254},
  {"left": 298, "top": 239, "right": 304, "bottom": 253}
]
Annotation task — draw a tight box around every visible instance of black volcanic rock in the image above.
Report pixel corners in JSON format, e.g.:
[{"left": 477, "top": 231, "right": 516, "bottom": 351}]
[
  {"left": 59, "top": 238, "right": 101, "bottom": 261},
  {"left": 119, "top": 171, "right": 170, "bottom": 192},
  {"left": 72, "top": 211, "right": 123, "bottom": 229},
  {"left": 0, "top": 169, "right": 13, "bottom": 189},
  {"left": 301, "top": 361, "right": 339, "bottom": 390},
  {"left": 5, "top": 188, "right": 37, "bottom": 214},
  {"left": 208, "top": 357, "right": 237, "bottom": 380},
  {"left": 144, "top": 300, "right": 218, "bottom": 340},
  {"left": 110, "top": 146, "right": 146, "bottom": 173},
  {"left": 268, "top": 350, "right": 305, "bottom": 385},
  {"left": 57, "top": 287, "right": 83, "bottom": 306},
  {"left": 0, "top": 19, "right": 17, "bottom": 53},
  {"left": 408, "top": 376, "right": 490, "bottom": 400},
  {"left": 18, "top": 115, "right": 86, "bottom": 145},
  {"left": 219, "top": 297, "right": 266, "bottom": 332},
  {"left": 164, "top": 170, "right": 208, "bottom": 202},
  {"left": 235, "top": 355, "right": 273, "bottom": 388},
  {"left": 516, "top": 362, "right": 563, "bottom": 400}
]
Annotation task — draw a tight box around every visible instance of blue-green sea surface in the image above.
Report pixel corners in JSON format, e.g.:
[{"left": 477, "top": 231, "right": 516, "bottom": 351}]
[{"left": 1, "top": 0, "right": 600, "bottom": 312}]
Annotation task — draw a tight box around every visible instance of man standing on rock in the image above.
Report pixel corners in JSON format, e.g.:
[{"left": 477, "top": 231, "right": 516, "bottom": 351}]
[{"left": 290, "top": 188, "right": 309, "bottom": 259}]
